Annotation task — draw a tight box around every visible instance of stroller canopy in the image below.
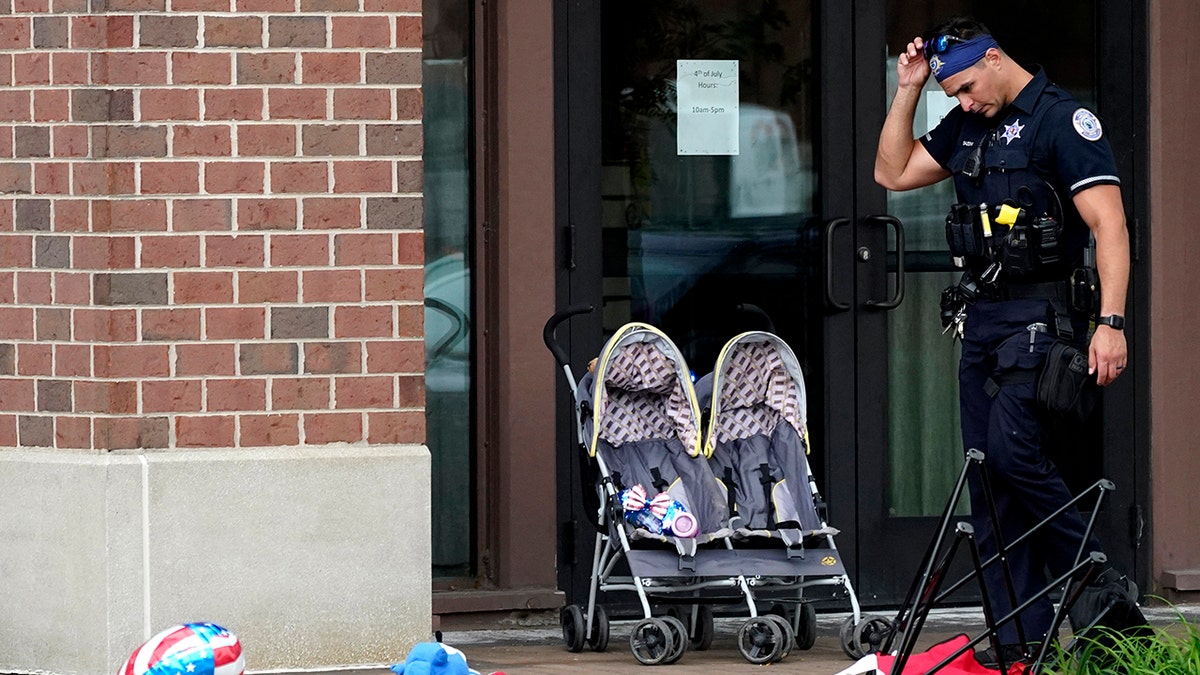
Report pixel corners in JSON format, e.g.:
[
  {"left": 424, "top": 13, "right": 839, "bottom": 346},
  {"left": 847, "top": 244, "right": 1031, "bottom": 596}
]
[
  {"left": 588, "top": 323, "right": 702, "bottom": 458},
  {"left": 705, "top": 332, "right": 807, "bottom": 454}
]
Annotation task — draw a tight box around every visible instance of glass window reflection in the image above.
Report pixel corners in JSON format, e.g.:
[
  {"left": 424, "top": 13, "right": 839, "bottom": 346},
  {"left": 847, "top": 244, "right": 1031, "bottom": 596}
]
[{"left": 424, "top": 0, "right": 473, "bottom": 579}]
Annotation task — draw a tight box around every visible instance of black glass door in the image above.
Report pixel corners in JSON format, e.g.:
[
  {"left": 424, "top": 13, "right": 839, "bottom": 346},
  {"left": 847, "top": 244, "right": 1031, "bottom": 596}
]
[
  {"left": 556, "top": 0, "right": 895, "bottom": 605},
  {"left": 856, "top": 0, "right": 1143, "bottom": 605}
]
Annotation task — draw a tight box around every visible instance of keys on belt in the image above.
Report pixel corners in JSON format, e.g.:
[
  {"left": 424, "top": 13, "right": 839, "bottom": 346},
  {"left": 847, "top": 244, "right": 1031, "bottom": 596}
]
[
  {"left": 939, "top": 275, "right": 979, "bottom": 344},
  {"left": 942, "top": 305, "right": 968, "bottom": 341}
]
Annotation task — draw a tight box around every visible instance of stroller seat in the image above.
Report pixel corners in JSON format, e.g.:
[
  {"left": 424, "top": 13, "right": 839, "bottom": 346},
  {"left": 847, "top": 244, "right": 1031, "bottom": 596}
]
[
  {"left": 690, "top": 330, "right": 865, "bottom": 659},
  {"left": 585, "top": 337, "right": 731, "bottom": 545},
  {"left": 703, "top": 334, "right": 838, "bottom": 544}
]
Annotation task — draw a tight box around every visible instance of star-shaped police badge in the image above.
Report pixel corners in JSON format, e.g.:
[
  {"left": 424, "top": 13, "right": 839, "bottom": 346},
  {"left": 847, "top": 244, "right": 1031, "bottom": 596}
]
[{"left": 1001, "top": 119, "right": 1024, "bottom": 145}]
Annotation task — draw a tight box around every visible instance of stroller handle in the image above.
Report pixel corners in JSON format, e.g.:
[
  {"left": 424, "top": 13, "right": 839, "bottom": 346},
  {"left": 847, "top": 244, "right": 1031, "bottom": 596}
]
[
  {"left": 735, "top": 303, "right": 776, "bottom": 334},
  {"left": 542, "top": 304, "right": 594, "bottom": 368}
]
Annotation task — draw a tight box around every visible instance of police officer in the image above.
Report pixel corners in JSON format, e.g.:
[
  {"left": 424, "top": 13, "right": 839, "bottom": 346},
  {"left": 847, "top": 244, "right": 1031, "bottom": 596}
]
[{"left": 874, "top": 17, "right": 1131, "bottom": 665}]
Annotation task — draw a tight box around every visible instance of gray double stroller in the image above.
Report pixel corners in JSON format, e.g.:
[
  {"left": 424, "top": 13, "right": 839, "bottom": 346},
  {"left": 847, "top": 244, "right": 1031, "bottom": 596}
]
[{"left": 544, "top": 307, "right": 867, "bottom": 666}]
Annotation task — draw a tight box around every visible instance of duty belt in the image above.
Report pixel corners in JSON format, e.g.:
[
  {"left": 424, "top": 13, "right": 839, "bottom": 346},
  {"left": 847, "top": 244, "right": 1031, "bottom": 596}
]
[
  {"left": 978, "top": 278, "right": 1076, "bottom": 341},
  {"left": 984, "top": 279, "right": 1071, "bottom": 302}
]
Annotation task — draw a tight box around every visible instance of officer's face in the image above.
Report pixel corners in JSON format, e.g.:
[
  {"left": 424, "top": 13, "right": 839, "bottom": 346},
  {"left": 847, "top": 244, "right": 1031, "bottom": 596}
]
[{"left": 939, "top": 57, "right": 1004, "bottom": 118}]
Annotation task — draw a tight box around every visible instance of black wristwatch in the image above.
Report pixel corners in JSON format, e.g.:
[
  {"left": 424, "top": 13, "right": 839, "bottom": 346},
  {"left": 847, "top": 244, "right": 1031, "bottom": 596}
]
[{"left": 1098, "top": 314, "right": 1125, "bottom": 330}]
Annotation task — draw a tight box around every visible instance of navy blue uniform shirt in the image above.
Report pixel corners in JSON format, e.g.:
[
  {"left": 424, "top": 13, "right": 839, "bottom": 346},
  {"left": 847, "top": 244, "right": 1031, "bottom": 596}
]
[{"left": 920, "top": 67, "right": 1120, "bottom": 271}]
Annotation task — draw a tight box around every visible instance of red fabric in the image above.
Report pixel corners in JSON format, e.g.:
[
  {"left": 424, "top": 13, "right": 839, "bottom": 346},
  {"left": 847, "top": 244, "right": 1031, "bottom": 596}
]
[{"left": 876, "top": 634, "right": 1030, "bottom": 675}]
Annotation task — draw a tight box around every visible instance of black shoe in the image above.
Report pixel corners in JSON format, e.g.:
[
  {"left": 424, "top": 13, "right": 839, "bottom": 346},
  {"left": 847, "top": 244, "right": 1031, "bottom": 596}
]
[
  {"left": 1069, "top": 567, "right": 1149, "bottom": 636},
  {"left": 974, "top": 643, "right": 1036, "bottom": 670}
]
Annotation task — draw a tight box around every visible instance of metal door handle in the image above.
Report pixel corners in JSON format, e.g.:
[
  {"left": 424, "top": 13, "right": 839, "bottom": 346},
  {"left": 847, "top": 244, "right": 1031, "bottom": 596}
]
[
  {"left": 824, "top": 217, "right": 851, "bottom": 311},
  {"left": 864, "top": 214, "right": 905, "bottom": 310}
]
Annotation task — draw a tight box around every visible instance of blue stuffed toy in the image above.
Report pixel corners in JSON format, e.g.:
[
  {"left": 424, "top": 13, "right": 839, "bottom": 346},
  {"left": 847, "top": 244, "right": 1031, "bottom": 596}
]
[{"left": 391, "top": 642, "right": 490, "bottom": 675}]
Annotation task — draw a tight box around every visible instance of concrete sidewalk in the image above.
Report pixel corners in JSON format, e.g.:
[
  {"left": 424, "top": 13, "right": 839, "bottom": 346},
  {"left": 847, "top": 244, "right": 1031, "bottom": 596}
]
[
  {"left": 291, "top": 604, "right": 1198, "bottom": 674},
  {"left": 445, "top": 611, "right": 935, "bottom": 674}
]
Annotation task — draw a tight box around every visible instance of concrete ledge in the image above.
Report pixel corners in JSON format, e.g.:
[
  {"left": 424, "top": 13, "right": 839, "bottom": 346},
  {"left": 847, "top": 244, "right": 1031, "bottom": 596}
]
[
  {"left": 0, "top": 445, "right": 431, "bottom": 675},
  {"left": 1163, "top": 569, "right": 1200, "bottom": 591},
  {"left": 432, "top": 588, "right": 564, "bottom": 632},
  {"left": 433, "top": 587, "right": 564, "bottom": 615}
]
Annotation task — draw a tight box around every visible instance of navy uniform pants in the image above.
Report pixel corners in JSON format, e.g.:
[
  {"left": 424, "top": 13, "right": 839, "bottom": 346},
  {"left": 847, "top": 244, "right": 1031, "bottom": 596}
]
[{"left": 958, "top": 298, "right": 1103, "bottom": 646}]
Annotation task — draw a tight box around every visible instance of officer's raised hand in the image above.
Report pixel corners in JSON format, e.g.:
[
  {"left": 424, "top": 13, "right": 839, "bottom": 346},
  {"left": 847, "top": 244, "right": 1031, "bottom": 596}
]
[
  {"left": 897, "top": 37, "right": 932, "bottom": 90},
  {"left": 876, "top": 37, "right": 950, "bottom": 193}
]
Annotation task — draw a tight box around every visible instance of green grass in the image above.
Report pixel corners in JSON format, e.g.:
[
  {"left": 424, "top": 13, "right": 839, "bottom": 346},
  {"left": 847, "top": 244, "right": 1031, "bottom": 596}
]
[{"left": 1042, "top": 608, "right": 1200, "bottom": 675}]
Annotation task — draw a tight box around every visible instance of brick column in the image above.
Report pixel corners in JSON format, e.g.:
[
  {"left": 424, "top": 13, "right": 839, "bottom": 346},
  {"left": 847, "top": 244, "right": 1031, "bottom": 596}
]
[
  {"left": 0, "top": 2, "right": 425, "bottom": 450},
  {"left": 0, "top": 3, "right": 432, "bottom": 672}
]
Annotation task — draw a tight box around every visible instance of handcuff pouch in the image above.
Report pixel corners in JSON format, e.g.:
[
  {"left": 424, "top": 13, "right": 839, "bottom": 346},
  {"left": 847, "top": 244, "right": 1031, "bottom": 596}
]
[{"left": 1070, "top": 267, "right": 1101, "bottom": 317}]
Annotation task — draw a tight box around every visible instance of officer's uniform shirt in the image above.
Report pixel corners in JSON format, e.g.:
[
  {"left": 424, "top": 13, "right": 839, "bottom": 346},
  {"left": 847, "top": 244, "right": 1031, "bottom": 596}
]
[{"left": 920, "top": 68, "right": 1121, "bottom": 273}]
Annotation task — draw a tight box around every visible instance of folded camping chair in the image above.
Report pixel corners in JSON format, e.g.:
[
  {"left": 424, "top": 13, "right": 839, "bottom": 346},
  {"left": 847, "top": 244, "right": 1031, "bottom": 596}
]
[{"left": 880, "top": 450, "right": 1118, "bottom": 674}]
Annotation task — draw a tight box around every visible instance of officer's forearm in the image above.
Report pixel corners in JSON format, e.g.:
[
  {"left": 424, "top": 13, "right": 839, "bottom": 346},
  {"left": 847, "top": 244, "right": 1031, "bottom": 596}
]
[
  {"left": 875, "top": 86, "right": 923, "bottom": 189},
  {"left": 1094, "top": 217, "right": 1130, "bottom": 318},
  {"left": 1074, "top": 185, "right": 1130, "bottom": 318}
]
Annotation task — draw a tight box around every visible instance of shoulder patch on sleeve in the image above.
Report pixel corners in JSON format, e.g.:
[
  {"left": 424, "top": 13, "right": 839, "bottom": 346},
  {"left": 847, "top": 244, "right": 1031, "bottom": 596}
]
[{"left": 1072, "top": 108, "right": 1103, "bottom": 141}]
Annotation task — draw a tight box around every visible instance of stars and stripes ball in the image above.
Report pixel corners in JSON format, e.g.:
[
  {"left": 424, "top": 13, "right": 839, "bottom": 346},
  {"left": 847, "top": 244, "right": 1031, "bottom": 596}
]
[{"left": 119, "top": 622, "right": 244, "bottom": 675}]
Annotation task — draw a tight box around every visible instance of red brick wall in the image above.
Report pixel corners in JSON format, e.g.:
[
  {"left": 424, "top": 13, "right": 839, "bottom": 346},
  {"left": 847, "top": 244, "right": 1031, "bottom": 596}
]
[{"left": 0, "top": 2, "right": 425, "bottom": 450}]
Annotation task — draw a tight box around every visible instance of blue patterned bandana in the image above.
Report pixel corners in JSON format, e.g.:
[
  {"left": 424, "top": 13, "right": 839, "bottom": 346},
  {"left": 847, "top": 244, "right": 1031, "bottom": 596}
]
[{"left": 929, "top": 36, "right": 998, "bottom": 83}]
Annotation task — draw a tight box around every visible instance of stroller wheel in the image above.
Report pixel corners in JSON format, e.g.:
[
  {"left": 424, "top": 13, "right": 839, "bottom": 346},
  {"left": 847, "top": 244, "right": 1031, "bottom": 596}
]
[
  {"left": 658, "top": 615, "right": 689, "bottom": 665},
  {"left": 795, "top": 602, "right": 818, "bottom": 651},
  {"left": 763, "top": 613, "right": 795, "bottom": 661},
  {"left": 736, "top": 616, "right": 785, "bottom": 664},
  {"left": 561, "top": 604, "right": 587, "bottom": 653},
  {"left": 838, "top": 614, "right": 863, "bottom": 659},
  {"left": 857, "top": 615, "right": 894, "bottom": 654},
  {"left": 665, "top": 605, "right": 686, "bottom": 624},
  {"left": 691, "top": 605, "right": 715, "bottom": 651},
  {"left": 767, "top": 603, "right": 797, "bottom": 639},
  {"left": 667, "top": 605, "right": 712, "bottom": 652},
  {"left": 839, "top": 614, "right": 893, "bottom": 659},
  {"left": 629, "top": 617, "right": 675, "bottom": 666},
  {"left": 586, "top": 605, "right": 610, "bottom": 652}
]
